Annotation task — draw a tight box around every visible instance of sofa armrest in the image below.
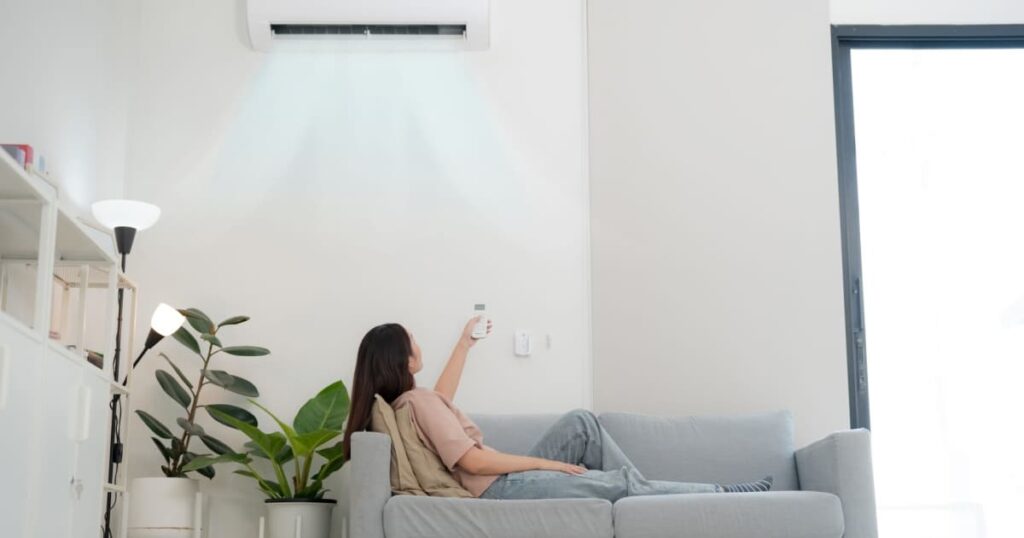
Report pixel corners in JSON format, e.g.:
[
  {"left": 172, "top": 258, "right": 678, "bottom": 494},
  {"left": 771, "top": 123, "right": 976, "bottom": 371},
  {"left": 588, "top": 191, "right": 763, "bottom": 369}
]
[
  {"left": 341, "top": 431, "right": 391, "bottom": 538},
  {"left": 796, "top": 429, "right": 878, "bottom": 538}
]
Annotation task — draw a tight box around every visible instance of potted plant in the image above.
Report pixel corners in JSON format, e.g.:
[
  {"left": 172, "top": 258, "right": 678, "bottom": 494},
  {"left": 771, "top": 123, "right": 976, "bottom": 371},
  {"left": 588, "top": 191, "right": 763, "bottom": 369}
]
[
  {"left": 184, "top": 381, "right": 349, "bottom": 538},
  {"left": 129, "top": 308, "right": 269, "bottom": 538}
]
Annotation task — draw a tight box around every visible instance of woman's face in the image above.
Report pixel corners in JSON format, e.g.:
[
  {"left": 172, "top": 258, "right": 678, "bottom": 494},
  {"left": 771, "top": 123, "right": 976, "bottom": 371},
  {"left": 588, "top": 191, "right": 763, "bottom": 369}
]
[{"left": 408, "top": 332, "right": 423, "bottom": 375}]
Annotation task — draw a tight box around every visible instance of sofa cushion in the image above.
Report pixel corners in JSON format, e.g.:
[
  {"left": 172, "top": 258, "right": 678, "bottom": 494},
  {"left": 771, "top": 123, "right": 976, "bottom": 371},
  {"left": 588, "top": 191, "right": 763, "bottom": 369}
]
[
  {"left": 613, "top": 491, "right": 844, "bottom": 538},
  {"left": 470, "top": 414, "right": 561, "bottom": 455},
  {"left": 599, "top": 411, "right": 799, "bottom": 491},
  {"left": 383, "top": 496, "right": 614, "bottom": 538}
]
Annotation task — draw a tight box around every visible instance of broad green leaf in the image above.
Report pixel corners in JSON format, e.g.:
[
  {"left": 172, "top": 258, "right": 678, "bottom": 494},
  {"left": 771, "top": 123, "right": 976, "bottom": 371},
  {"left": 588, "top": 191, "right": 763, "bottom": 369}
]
[
  {"left": 234, "top": 469, "right": 283, "bottom": 498},
  {"left": 173, "top": 327, "right": 201, "bottom": 356},
  {"left": 291, "top": 429, "right": 341, "bottom": 457},
  {"left": 293, "top": 381, "right": 349, "bottom": 435},
  {"left": 245, "top": 440, "right": 293, "bottom": 465},
  {"left": 219, "top": 315, "right": 250, "bottom": 327},
  {"left": 203, "top": 370, "right": 259, "bottom": 397},
  {"left": 182, "top": 452, "right": 217, "bottom": 480},
  {"left": 250, "top": 400, "right": 309, "bottom": 454},
  {"left": 205, "top": 404, "right": 257, "bottom": 428},
  {"left": 181, "top": 452, "right": 249, "bottom": 472},
  {"left": 156, "top": 370, "right": 191, "bottom": 409},
  {"left": 136, "top": 410, "right": 173, "bottom": 439},
  {"left": 200, "top": 333, "right": 222, "bottom": 347},
  {"left": 207, "top": 408, "right": 285, "bottom": 462},
  {"left": 181, "top": 308, "right": 215, "bottom": 334},
  {"left": 176, "top": 417, "right": 205, "bottom": 436},
  {"left": 317, "top": 441, "right": 345, "bottom": 463},
  {"left": 199, "top": 434, "right": 234, "bottom": 455},
  {"left": 207, "top": 407, "right": 291, "bottom": 497},
  {"left": 220, "top": 346, "right": 270, "bottom": 357},
  {"left": 160, "top": 353, "right": 193, "bottom": 390},
  {"left": 312, "top": 441, "right": 346, "bottom": 487},
  {"left": 152, "top": 437, "right": 171, "bottom": 463}
]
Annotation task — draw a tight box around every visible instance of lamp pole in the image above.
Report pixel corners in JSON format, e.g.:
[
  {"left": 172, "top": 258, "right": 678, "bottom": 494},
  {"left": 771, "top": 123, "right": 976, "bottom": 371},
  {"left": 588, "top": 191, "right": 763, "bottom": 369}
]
[{"left": 92, "top": 200, "right": 161, "bottom": 538}]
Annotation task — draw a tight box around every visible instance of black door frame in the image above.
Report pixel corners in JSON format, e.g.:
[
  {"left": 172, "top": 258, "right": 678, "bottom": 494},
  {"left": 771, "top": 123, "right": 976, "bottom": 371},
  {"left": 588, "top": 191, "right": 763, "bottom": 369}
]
[{"left": 831, "top": 24, "right": 1024, "bottom": 429}]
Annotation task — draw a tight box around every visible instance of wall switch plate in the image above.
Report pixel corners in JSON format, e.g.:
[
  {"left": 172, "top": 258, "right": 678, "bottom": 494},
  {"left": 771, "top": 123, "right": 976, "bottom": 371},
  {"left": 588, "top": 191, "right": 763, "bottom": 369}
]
[{"left": 514, "top": 330, "right": 532, "bottom": 357}]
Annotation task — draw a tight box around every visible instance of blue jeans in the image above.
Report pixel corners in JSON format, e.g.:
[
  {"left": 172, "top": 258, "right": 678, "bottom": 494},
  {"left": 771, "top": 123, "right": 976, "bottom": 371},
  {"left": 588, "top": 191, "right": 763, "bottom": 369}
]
[{"left": 480, "top": 409, "right": 721, "bottom": 502}]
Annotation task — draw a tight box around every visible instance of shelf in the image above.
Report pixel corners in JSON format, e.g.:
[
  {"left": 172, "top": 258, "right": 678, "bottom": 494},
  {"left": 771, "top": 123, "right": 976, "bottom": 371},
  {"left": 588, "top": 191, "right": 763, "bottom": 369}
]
[
  {"left": 0, "top": 148, "right": 54, "bottom": 200},
  {"left": 55, "top": 209, "right": 115, "bottom": 264}
]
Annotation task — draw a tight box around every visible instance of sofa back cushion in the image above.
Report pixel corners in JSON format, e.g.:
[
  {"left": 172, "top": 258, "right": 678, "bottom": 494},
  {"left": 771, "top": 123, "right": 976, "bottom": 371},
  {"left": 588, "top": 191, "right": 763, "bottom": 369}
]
[
  {"left": 470, "top": 414, "right": 562, "bottom": 455},
  {"left": 598, "top": 411, "right": 799, "bottom": 491}
]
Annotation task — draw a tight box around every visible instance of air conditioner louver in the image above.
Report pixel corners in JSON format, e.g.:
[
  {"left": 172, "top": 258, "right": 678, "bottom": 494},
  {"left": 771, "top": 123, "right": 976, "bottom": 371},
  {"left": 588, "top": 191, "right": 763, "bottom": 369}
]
[
  {"left": 270, "top": 23, "right": 468, "bottom": 38},
  {"left": 247, "top": 0, "right": 490, "bottom": 52}
]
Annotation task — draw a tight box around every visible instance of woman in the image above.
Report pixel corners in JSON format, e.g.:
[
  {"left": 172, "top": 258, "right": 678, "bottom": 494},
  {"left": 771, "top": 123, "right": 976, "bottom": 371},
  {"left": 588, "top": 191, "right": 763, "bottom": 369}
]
[{"left": 343, "top": 319, "right": 772, "bottom": 502}]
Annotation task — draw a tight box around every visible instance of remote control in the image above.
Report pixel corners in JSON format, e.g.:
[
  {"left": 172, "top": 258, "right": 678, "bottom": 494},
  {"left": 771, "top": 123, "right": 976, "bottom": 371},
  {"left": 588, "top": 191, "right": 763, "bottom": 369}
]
[{"left": 471, "top": 304, "right": 489, "bottom": 339}]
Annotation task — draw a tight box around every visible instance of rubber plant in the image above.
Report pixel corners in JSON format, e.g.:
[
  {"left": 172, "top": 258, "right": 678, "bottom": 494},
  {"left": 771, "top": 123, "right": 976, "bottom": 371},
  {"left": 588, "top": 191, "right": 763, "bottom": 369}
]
[
  {"left": 183, "top": 381, "right": 350, "bottom": 499},
  {"left": 135, "top": 308, "right": 269, "bottom": 479}
]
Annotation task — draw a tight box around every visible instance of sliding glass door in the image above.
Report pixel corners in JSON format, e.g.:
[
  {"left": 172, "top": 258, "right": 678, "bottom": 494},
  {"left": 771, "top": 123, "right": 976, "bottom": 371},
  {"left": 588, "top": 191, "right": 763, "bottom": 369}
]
[{"left": 834, "top": 27, "right": 1024, "bottom": 538}]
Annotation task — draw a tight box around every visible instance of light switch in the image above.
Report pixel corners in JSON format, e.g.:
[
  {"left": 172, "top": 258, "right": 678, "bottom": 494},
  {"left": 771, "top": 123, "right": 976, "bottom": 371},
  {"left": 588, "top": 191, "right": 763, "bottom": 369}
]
[{"left": 514, "top": 330, "right": 532, "bottom": 357}]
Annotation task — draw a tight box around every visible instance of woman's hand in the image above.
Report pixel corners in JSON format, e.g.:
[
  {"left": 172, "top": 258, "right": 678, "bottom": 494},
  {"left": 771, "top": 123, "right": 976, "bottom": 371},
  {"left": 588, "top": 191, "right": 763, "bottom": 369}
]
[
  {"left": 539, "top": 459, "right": 587, "bottom": 475},
  {"left": 459, "top": 316, "right": 493, "bottom": 348}
]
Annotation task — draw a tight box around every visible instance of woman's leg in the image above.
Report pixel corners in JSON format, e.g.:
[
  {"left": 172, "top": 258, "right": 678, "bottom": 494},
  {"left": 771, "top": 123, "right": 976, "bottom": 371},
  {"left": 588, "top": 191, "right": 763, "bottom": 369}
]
[
  {"left": 524, "top": 409, "right": 635, "bottom": 472},
  {"left": 479, "top": 467, "right": 720, "bottom": 502},
  {"left": 479, "top": 409, "right": 770, "bottom": 501}
]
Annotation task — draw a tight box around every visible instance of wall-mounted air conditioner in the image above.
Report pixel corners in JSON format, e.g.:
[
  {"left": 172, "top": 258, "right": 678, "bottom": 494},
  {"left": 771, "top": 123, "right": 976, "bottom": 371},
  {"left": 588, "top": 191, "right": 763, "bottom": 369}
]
[{"left": 246, "top": 0, "right": 490, "bottom": 52}]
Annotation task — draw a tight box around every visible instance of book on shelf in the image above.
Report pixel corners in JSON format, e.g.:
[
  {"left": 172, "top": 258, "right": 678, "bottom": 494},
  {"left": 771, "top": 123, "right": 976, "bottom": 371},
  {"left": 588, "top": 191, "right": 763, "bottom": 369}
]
[{"left": 1, "top": 143, "right": 30, "bottom": 168}]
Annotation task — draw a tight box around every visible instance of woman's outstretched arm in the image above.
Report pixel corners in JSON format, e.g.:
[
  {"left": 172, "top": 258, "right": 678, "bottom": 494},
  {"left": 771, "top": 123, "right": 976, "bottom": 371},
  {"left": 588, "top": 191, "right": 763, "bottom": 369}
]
[
  {"left": 434, "top": 316, "right": 492, "bottom": 400},
  {"left": 457, "top": 447, "right": 586, "bottom": 476}
]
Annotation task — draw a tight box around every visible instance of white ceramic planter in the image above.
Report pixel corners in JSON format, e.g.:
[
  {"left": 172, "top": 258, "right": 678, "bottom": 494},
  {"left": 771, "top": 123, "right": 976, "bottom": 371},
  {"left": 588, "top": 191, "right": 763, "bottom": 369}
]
[
  {"left": 127, "top": 477, "right": 201, "bottom": 538},
  {"left": 265, "top": 500, "right": 336, "bottom": 538}
]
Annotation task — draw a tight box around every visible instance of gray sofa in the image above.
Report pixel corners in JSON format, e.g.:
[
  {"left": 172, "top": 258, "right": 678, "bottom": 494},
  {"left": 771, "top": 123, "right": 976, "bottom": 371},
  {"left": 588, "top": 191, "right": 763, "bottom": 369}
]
[{"left": 335, "top": 410, "right": 877, "bottom": 538}]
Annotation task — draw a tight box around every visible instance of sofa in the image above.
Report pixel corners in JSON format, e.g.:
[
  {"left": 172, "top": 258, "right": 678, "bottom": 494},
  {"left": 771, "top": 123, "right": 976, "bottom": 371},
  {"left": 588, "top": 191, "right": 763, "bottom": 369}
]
[{"left": 335, "top": 410, "right": 878, "bottom": 538}]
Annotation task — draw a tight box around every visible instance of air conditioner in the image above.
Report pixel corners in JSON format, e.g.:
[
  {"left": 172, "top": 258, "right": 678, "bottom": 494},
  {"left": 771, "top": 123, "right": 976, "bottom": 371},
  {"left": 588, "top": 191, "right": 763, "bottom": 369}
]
[{"left": 246, "top": 0, "right": 490, "bottom": 52}]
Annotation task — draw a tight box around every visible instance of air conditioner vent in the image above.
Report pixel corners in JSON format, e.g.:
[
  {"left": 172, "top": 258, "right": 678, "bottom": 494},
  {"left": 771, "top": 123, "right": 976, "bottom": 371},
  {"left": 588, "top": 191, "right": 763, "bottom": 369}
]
[{"left": 270, "top": 23, "right": 467, "bottom": 38}]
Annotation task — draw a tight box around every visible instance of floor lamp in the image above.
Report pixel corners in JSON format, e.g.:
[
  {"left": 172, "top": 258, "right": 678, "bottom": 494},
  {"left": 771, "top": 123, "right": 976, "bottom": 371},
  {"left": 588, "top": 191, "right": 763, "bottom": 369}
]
[{"left": 92, "top": 199, "right": 161, "bottom": 538}]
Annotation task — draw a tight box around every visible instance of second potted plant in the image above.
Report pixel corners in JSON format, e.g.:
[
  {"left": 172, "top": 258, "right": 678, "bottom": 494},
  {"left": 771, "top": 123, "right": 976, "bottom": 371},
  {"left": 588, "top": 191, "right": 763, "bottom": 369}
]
[{"left": 185, "top": 380, "right": 350, "bottom": 538}]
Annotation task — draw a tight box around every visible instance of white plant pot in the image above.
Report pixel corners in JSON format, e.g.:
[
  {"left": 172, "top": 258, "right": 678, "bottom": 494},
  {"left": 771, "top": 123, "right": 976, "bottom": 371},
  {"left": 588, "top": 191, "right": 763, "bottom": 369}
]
[
  {"left": 127, "top": 477, "right": 200, "bottom": 538},
  {"left": 265, "top": 500, "right": 336, "bottom": 538}
]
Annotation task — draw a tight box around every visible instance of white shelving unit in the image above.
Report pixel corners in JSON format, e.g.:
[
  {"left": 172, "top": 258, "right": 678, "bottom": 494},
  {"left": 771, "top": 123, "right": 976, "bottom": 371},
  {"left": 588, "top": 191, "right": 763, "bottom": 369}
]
[{"left": 0, "top": 148, "right": 137, "bottom": 538}]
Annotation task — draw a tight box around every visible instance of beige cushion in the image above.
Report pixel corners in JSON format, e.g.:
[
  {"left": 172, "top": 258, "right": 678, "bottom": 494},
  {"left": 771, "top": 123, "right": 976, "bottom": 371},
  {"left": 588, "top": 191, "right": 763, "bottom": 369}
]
[
  {"left": 370, "top": 395, "right": 425, "bottom": 496},
  {"left": 394, "top": 405, "right": 473, "bottom": 498}
]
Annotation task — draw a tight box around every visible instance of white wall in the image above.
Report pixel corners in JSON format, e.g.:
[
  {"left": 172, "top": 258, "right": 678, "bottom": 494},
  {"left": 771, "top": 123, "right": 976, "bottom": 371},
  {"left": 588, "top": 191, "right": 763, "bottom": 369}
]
[
  {"left": 0, "top": 0, "right": 137, "bottom": 211},
  {"left": 122, "top": 1, "right": 589, "bottom": 535},
  {"left": 832, "top": 0, "right": 1024, "bottom": 24},
  {"left": 587, "top": 0, "right": 849, "bottom": 446}
]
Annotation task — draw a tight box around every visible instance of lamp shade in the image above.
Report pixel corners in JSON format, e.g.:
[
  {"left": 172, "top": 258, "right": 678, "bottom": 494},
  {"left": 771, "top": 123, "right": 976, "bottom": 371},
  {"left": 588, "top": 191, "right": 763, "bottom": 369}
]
[
  {"left": 91, "top": 200, "right": 161, "bottom": 231},
  {"left": 150, "top": 303, "right": 186, "bottom": 337}
]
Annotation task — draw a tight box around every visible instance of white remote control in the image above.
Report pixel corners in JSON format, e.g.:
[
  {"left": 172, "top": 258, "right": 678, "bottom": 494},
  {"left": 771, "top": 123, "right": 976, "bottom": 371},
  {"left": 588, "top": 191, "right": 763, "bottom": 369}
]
[{"left": 471, "top": 304, "right": 489, "bottom": 339}]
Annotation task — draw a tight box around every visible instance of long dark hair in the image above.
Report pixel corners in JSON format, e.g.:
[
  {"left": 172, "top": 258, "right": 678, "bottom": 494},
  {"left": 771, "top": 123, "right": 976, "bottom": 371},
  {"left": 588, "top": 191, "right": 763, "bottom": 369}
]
[{"left": 343, "top": 323, "right": 416, "bottom": 459}]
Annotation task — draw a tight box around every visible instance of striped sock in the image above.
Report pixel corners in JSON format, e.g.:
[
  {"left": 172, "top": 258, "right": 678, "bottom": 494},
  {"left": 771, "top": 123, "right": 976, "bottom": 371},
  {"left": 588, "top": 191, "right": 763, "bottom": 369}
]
[{"left": 720, "top": 475, "right": 773, "bottom": 493}]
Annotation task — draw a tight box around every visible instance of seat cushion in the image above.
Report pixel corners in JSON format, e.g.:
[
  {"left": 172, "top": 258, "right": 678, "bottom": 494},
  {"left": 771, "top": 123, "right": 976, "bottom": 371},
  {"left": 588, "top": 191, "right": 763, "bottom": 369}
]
[
  {"left": 383, "top": 496, "right": 614, "bottom": 538},
  {"left": 613, "top": 491, "right": 844, "bottom": 538},
  {"left": 599, "top": 411, "right": 799, "bottom": 490}
]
